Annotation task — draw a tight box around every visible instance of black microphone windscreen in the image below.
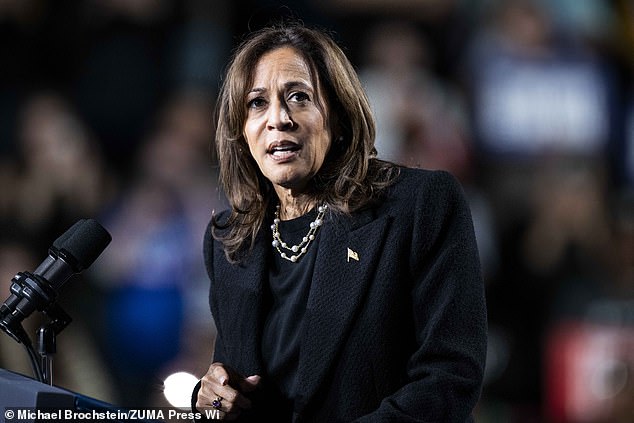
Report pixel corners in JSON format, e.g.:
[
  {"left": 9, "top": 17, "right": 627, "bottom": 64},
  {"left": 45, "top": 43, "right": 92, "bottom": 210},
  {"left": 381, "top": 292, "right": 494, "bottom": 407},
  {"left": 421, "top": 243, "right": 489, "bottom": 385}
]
[
  {"left": 53, "top": 219, "right": 86, "bottom": 249},
  {"left": 53, "top": 219, "right": 112, "bottom": 271}
]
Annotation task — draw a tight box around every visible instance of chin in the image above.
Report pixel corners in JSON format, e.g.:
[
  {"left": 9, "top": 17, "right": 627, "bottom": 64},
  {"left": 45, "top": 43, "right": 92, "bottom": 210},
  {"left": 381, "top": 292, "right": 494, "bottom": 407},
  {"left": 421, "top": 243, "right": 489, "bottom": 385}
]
[
  {"left": 270, "top": 174, "right": 311, "bottom": 192},
  {"left": 262, "top": 164, "right": 318, "bottom": 192}
]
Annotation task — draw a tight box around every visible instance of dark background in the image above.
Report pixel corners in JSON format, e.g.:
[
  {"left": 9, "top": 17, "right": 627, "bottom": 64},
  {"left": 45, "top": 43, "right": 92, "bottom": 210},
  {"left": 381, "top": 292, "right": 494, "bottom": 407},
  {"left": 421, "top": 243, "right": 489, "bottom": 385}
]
[{"left": 0, "top": 1, "right": 632, "bottom": 422}]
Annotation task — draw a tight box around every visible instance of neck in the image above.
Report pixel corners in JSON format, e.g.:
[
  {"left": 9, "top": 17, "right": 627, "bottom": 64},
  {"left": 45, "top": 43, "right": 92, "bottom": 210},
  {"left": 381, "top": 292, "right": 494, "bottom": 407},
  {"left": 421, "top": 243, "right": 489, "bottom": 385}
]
[{"left": 275, "top": 187, "right": 318, "bottom": 220}]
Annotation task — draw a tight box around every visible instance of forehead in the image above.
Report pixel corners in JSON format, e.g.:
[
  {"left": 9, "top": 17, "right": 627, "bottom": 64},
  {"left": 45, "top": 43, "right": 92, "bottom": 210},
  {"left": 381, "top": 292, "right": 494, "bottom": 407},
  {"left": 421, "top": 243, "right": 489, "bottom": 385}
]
[{"left": 251, "top": 47, "right": 314, "bottom": 86}]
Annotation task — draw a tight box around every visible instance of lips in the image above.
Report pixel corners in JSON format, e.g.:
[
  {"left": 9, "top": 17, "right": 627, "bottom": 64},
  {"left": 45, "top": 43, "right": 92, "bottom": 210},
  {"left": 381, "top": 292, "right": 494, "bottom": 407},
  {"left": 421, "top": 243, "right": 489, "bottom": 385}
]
[{"left": 267, "top": 140, "right": 301, "bottom": 161}]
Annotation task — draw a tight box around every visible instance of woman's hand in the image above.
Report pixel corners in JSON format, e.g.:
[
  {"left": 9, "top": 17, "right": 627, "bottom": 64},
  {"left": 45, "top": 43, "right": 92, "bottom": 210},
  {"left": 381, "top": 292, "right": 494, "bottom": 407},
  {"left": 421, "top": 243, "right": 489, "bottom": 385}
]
[{"left": 196, "top": 362, "right": 261, "bottom": 420}]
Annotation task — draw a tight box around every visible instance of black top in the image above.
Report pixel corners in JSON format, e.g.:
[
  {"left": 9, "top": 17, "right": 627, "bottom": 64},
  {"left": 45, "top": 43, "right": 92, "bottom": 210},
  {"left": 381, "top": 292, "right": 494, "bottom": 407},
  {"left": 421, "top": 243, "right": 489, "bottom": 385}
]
[{"left": 261, "top": 207, "right": 321, "bottom": 411}]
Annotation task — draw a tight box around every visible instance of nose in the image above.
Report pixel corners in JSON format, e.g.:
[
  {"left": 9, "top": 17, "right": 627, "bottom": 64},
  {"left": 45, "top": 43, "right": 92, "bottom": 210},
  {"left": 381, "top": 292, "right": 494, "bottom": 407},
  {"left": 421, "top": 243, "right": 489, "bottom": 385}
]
[{"left": 266, "top": 99, "right": 294, "bottom": 131}]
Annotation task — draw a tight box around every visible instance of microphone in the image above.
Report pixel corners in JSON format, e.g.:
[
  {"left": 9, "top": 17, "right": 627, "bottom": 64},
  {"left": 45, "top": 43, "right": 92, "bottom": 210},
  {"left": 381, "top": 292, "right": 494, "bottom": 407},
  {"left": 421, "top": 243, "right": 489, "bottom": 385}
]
[{"left": 0, "top": 219, "right": 112, "bottom": 343}]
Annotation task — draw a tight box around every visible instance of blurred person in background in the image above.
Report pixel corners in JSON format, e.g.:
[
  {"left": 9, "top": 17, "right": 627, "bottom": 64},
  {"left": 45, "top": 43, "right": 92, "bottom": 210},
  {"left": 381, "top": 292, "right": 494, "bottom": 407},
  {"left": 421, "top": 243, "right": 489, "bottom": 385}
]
[
  {"left": 71, "top": 0, "right": 175, "bottom": 172},
  {"left": 460, "top": 0, "right": 620, "bottom": 419},
  {"left": 193, "top": 22, "right": 487, "bottom": 422},
  {"left": 0, "top": 90, "right": 119, "bottom": 403},
  {"left": 0, "top": 91, "right": 117, "bottom": 249},
  {"left": 358, "top": 19, "right": 499, "bottom": 284},
  {"left": 93, "top": 174, "right": 191, "bottom": 407},
  {"left": 0, "top": 0, "right": 229, "bottom": 407},
  {"left": 91, "top": 89, "right": 223, "bottom": 407},
  {"left": 359, "top": 20, "right": 471, "bottom": 177},
  {"left": 462, "top": 0, "right": 616, "bottom": 228},
  {"left": 615, "top": 0, "right": 634, "bottom": 193},
  {"left": 543, "top": 187, "right": 633, "bottom": 423}
]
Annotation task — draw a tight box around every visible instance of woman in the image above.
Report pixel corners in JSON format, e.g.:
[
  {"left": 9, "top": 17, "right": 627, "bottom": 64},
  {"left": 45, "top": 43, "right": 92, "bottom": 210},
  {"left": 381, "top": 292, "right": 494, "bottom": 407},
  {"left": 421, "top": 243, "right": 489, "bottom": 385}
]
[{"left": 193, "top": 22, "right": 487, "bottom": 422}]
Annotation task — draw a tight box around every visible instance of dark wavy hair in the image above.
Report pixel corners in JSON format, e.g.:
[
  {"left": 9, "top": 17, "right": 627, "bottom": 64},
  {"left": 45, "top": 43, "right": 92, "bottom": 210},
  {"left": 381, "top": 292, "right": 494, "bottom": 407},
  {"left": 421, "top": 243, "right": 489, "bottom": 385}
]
[{"left": 213, "top": 22, "right": 399, "bottom": 262}]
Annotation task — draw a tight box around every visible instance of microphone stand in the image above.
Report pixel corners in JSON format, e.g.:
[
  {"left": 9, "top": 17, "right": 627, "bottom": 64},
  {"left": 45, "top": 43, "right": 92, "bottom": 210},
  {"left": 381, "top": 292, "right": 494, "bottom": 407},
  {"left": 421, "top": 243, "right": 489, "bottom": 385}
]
[
  {"left": 1, "top": 218, "right": 111, "bottom": 387},
  {"left": 37, "top": 302, "right": 71, "bottom": 385},
  {"left": 0, "top": 271, "right": 71, "bottom": 386}
]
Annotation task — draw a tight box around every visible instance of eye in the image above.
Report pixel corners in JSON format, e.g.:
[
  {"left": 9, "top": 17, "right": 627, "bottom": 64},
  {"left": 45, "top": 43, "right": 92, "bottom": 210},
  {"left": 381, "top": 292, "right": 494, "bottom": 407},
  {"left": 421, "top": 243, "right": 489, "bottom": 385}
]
[
  {"left": 288, "top": 91, "right": 310, "bottom": 103},
  {"left": 247, "top": 97, "right": 267, "bottom": 109}
]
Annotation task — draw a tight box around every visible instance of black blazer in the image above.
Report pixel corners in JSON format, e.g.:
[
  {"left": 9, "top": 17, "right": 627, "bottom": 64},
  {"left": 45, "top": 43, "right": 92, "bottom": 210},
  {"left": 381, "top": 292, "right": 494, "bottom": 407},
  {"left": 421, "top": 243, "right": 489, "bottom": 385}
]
[{"left": 199, "top": 168, "right": 487, "bottom": 422}]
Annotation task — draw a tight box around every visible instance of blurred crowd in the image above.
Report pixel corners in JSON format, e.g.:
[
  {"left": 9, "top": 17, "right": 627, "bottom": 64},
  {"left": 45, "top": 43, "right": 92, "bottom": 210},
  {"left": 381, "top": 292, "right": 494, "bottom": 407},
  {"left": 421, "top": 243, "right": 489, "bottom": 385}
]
[{"left": 0, "top": 1, "right": 632, "bottom": 422}]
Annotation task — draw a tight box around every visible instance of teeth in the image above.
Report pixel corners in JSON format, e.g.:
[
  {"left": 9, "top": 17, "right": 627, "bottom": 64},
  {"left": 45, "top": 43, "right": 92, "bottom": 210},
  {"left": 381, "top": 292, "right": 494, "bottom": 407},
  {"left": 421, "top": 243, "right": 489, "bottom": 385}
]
[
  {"left": 269, "top": 144, "right": 298, "bottom": 153},
  {"left": 272, "top": 149, "right": 293, "bottom": 156}
]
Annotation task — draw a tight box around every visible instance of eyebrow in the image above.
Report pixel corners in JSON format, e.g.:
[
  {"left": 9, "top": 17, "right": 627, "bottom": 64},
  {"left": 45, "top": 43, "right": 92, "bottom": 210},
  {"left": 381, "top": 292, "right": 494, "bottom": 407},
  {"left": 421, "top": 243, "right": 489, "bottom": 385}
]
[{"left": 248, "top": 81, "right": 314, "bottom": 96}]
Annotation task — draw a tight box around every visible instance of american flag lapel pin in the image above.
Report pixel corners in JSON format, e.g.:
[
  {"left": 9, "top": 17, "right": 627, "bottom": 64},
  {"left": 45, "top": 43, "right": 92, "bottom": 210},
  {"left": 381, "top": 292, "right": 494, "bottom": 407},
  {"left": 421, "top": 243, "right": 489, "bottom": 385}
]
[{"left": 347, "top": 247, "right": 359, "bottom": 262}]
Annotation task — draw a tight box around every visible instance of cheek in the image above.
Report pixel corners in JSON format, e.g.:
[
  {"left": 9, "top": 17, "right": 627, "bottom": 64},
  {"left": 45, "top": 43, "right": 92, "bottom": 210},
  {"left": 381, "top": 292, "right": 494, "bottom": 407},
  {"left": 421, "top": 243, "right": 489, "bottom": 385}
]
[
  {"left": 243, "top": 122, "right": 260, "bottom": 154},
  {"left": 310, "top": 115, "right": 332, "bottom": 164}
]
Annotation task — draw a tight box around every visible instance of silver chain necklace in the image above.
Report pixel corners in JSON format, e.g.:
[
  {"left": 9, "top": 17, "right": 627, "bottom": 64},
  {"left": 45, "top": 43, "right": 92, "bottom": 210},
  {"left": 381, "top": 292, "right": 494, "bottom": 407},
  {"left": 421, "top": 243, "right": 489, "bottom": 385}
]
[{"left": 271, "top": 204, "right": 327, "bottom": 262}]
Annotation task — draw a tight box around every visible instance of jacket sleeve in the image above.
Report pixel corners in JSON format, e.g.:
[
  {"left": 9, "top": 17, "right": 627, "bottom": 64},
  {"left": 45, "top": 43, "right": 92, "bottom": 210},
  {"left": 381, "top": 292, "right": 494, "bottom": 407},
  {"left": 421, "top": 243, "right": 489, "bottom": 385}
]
[
  {"left": 202, "top": 218, "right": 230, "bottom": 364},
  {"left": 355, "top": 171, "right": 488, "bottom": 423},
  {"left": 191, "top": 219, "right": 228, "bottom": 421}
]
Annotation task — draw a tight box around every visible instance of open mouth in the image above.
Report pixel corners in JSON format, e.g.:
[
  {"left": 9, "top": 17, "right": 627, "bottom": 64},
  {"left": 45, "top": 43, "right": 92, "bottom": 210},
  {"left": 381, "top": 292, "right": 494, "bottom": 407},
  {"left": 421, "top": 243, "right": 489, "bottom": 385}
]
[{"left": 267, "top": 141, "right": 301, "bottom": 160}]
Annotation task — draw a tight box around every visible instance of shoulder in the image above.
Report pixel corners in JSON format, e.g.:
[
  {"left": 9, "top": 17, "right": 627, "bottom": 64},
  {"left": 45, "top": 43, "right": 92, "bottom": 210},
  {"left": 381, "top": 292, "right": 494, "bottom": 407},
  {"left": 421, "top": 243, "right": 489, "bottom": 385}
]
[
  {"left": 204, "top": 210, "right": 230, "bottom": 241},
  {"left": 394, "top": 166, "right": 454, "bottom": 185},
  {"left": 386, "top": 166, "right": 465, "bottom": 207},
  {"left": 377, "top": 167, "right": 473, "bottom": 243},
  {"left": 203, "top": 209, "right": 232, "bottom": 259},
  {"left": 214, "top": 207, "right": 233, "bottom": 221}
]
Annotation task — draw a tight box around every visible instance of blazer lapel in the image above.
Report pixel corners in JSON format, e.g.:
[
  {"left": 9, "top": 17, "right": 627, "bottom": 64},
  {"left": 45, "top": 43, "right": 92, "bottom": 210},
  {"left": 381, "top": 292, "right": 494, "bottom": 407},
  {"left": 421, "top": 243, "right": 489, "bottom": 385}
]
[{"left": 295, "top": 209, "right": 392, "bottom": 411}]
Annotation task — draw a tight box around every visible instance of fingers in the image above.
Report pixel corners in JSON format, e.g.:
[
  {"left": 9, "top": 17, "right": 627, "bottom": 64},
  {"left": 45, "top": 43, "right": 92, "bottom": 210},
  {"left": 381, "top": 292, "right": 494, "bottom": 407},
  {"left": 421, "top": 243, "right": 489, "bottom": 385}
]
[
  {"left": 239, "top": 374, "right": 261, "bottom": 393},
  {"left": 196, "top": 363, "right": 260, "bottom": 419}
]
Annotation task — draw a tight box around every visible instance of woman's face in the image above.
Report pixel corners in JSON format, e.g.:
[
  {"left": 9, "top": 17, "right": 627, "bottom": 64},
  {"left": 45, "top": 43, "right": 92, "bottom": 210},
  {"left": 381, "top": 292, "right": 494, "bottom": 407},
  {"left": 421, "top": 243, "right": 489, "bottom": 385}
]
[{"left": 243, "top": 46, "right": 332, "bottom": 194}]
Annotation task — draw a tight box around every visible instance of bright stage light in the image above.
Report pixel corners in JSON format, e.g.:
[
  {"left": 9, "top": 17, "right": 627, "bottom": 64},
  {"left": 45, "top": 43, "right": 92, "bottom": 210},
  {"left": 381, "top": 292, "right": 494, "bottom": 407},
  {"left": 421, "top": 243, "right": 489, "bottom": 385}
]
[{"left": 163, "top": 371, "right": 199, "bottom": 409}]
